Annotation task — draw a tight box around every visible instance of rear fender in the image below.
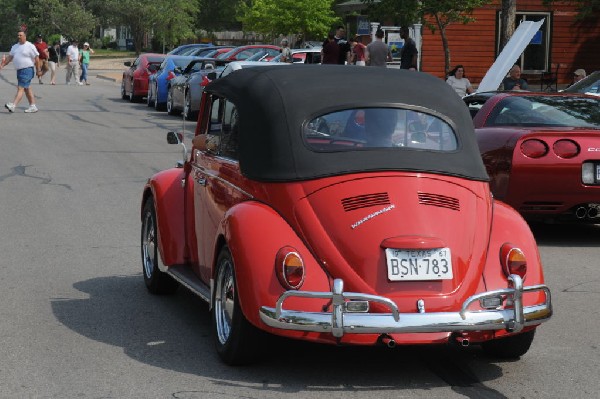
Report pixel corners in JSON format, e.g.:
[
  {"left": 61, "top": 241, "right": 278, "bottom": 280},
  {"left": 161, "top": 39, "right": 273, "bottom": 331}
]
[
  {"left": 219, "top": 201, "right": 331, "bottom": 329},
  {"left": 142, "top": 168, "right": 187, "bottom": 268},
  {"left": 485, "top": 200, "right": 546, "bottom": 302}
]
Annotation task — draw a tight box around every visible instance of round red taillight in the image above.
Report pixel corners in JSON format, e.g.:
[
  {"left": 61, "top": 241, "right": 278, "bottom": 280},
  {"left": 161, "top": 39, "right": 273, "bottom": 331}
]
[
  {"left": 520, "top": 139, "right": 548, "bottom": 158},
  {"left": 500, "top": 244, "right": 527, "bottom": 279},
  {"left": 553, "top": 139, "right": 580, "bottom": 159},
  {"left": 275, "top": 247, "right": 305, "bottom": 290}
]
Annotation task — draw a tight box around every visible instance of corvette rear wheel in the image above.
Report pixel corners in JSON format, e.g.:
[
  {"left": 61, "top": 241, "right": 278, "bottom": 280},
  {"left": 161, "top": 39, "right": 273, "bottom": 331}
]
[
  {"left": 120, "top": 79, "right": 128, "bottom": 100},
  {"left": 212, "top": 246, "right": 262, "bottom": 365},
  {"left": 481, "top": 329, "right": 536, "bottom": 358},
  {"left": 141, "top": 198, "right": 178, "bottom": 294},
  {"left": 167, "top": 88, "right": 180, "bottom": 115}
]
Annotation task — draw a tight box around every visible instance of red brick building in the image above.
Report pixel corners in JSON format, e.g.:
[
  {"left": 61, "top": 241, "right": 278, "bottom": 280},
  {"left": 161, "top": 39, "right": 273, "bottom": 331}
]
[{"left": 420, "top": 1, "right": 600, "bottom": 88}]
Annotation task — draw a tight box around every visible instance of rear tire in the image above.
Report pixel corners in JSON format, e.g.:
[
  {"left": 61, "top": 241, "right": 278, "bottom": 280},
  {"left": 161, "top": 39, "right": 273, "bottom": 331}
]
[
  {"left": 120, "top": 79, "right": 128, "bottom": 100},
  {"left": 481, "top": 329, "right": 536, "bottom": 359},
  {"left": 141, "top": 198, "right": 178, "bottom": 294},
  {"left": 212, "top": 246, "right": 263, "bottom": 365},
  {"left": 167, "top": 88, "right": 180, "bottom": 115},
  {"left": 184, "top": 90, "right": 197, "bottom": 121}
]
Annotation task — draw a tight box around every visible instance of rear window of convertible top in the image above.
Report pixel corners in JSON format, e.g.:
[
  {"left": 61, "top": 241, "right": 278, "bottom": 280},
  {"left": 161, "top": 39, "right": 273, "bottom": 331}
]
[{"left": 304, "top": 108, "right": 458, "bottom": 152}]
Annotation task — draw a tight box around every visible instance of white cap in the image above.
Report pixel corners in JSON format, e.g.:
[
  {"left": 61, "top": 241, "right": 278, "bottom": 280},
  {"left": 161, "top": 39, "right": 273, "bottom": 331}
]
[{"left": 84, "top": 42, "right": 89, "bottom": 47}]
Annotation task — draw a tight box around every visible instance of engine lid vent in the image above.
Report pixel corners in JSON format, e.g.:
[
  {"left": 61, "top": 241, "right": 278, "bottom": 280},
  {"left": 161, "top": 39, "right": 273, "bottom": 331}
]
[
  {"left": 342, "top": 192, "right": 390, "bottom": 212},
  {"left": 418, "top": 192, "right": 460, "bottom": 211}
]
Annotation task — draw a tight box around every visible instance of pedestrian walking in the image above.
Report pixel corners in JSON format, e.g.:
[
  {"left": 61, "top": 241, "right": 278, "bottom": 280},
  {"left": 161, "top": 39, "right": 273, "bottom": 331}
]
[
  {"left": 65, "top": 39, "right": 82, "bottom": 85},
  {"left": 349, "top": 36, "right": 367, "bottom": 66},
  {"left": 0, "top": 30, "right": 40, "bottom": 113},
  {"left": 79, "top": 42, "right": 94, "bottom": 85},
  {"left": 280, "top": 39, "right": 292, "bottom": 63},
  {"left": 321, "top": 32, "right": 340, "bottom": 65},
  {"left": 33, "top": 34, "right": 49, "bottom": 84},
  {"left": 48, "top": 41, "right": 60, "bottom": 85}
]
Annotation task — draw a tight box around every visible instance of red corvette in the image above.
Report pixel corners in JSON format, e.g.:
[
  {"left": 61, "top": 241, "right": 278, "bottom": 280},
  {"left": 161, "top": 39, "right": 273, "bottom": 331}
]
[
  {"left": 141, "top": 66, "right": 552, "bottom": 365},
  {"left": 465, "top": 92, "right": 600, "bottom": 223},
  {"left": 121, "top": 53, "right": 165, "bottom": 102}
]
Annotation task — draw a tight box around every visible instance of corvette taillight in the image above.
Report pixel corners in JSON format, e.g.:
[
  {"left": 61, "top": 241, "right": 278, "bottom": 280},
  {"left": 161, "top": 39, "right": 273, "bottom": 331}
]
[
  {"left": 553, "top": 139, "right": 580, "bottom": 158},
  {"left": 520, "top": 139, "right": 548, "bottom": 158},
  {"left": 275, "top": 247, "right": 305, "bottom": 290},
  {"left": 500, "top": 243, "right": 527, "bottom": 279}
]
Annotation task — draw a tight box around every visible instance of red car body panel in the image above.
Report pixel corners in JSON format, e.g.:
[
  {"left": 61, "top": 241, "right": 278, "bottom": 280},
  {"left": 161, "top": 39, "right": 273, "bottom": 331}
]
[{"left": 472, "top": 92, "right": 600, "bottom": 221}]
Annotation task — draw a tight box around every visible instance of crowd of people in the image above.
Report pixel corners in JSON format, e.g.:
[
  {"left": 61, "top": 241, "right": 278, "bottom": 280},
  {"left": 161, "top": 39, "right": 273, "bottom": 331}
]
[
  {"left": 320, "top": 26, "right": 418, "bottom": 70},
  {"left": 0, "top": 30, "right": 94, "bottom": 113}
]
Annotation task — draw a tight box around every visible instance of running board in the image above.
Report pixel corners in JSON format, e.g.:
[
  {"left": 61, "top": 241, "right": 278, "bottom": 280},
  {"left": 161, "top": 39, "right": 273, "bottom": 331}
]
[{"left": 167, "top": 265, "right": 211, "bottom": 303}]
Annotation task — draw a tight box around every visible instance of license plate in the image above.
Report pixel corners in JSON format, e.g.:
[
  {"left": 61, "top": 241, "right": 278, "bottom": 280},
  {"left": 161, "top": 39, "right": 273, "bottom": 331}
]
[{"left": 385, "top": 248, "right": 453, "bottom": 281}]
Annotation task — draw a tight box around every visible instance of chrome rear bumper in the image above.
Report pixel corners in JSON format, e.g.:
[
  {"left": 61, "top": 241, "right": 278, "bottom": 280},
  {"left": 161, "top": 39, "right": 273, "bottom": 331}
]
[{"left": 259, "top": 275, "right": 552, "bottom": 337}]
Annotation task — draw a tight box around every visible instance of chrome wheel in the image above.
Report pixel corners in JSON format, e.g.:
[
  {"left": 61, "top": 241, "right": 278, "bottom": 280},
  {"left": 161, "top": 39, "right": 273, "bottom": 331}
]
[
  {"left": 141, "top": 209, "right": 155, "bottom": 280},
  {"left": 183, "top": 90, "right": 191, "bottom": 120},
  {"left": 140, "top": 199, "right": 178, "bottom": 294},
  {"left": 214, "top": 257, "right": 235, "bottom": 345}
]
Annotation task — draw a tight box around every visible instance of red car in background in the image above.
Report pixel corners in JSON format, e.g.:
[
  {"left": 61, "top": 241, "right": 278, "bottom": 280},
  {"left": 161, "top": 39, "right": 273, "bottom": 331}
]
[
  {"left": 216, "top": 44, "right": 281, "bottom": 61},
  {"left": 465, "top": 91, "right": 600, "bottom": 223},
  {"left": 121, "top": 53, "right": 165, "bottom": 102}
]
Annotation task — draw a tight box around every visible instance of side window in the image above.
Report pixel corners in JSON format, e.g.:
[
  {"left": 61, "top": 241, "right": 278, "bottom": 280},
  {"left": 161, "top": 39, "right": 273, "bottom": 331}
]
[
  {"left": 203, "top": 97, "right": 239, "bottom": 159},
  {"left": 220, "top": 101, "right": 239, "bottom": 160}
]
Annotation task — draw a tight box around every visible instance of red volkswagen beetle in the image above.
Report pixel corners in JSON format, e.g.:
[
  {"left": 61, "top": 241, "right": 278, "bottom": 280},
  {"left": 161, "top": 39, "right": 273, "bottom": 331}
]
[
  {"left": 465, "top": 91, "right": 600, "bottom": 223},
  {"left": 141, "top": 66, "right": 552, "bottom": 365},
  {"left": 121, "top": 53, "right": 165, "bottom": 102}
]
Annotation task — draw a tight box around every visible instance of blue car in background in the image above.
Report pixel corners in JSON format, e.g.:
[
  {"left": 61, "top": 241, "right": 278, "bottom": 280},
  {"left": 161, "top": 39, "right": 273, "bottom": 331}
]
[{"left": 147, "top": 55, "right": 201, "bottom": 110}]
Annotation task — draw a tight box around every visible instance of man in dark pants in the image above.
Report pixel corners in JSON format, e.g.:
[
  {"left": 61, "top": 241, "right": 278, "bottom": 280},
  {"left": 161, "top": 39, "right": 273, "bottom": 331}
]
[{"left": 400, "top": 27, "right": 418, "bottom": 70}]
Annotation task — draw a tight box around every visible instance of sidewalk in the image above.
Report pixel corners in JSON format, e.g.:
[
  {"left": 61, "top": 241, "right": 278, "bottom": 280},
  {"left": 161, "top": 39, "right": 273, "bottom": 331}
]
[{"left": 89, "top": 57, "right": 132, "bottom": 82}]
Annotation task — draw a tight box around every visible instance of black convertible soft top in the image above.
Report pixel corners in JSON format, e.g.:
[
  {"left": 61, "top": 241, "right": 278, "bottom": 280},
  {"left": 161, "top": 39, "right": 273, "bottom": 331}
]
[{"left": 205, "top": 65, "right": 489, "bottom": 182}]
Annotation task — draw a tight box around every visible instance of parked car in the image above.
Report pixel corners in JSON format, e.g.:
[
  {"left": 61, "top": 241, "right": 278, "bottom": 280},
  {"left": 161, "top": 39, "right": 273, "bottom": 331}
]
[
  {"left": 166, "top": 58, "right": 224, "bottom": 119},
  {"left": 217, "top": 60, "right": 290, "bottom": 79},
  {"left": 167, "top": 43, "right": 213, "bottom": 55},
  {"left": 141, "top": 66, "right": 552, "bottom": 365},
  {"left": 465, "top": 91, "right": 600, "bottom": 223},
  {"left": 563, "top": 71, "right": 600, "bottom": 96},
  {"left": 186, "top": 46, "right": 234, "bottom": 58},
  {"left": 271, "top": 48, "right": 322, "bottom": 64},
  {"left": 146, "top": 55, "right": 201, "bottom": 110},
  {"left": 216, "top": 45, "right": 281, "bottom": 61},
  {"left": 120, "top": 53, "right": 165, "bottom": 102}
]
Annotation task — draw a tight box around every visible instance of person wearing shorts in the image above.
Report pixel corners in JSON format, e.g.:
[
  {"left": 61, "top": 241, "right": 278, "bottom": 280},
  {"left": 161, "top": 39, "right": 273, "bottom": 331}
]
[{"left": 0, "top": 30, "right": 40, "bottom": 113}]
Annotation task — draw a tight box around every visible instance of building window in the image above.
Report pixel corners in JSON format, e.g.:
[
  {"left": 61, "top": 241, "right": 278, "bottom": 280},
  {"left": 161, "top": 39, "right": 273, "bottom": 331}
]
[{"left": 497, "top": 12, "right": 552, "bottom": 73}]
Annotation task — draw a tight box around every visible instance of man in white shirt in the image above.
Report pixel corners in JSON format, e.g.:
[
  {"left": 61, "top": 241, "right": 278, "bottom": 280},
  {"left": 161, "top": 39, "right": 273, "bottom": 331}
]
[
  {"left": 0, "top": 30, "right": 40, "bottom": 113},
  {"left": 65, "top": 39, "right": 82, "bottom": 85}
]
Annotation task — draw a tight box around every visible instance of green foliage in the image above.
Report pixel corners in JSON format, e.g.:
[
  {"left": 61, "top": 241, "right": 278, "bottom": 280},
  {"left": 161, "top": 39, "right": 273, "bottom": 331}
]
[
  {"left": 0, "top": 0, "right": 31, "bottom": 50},
  {"left": 238, "top": 0, "right": 339, "bottom": 41},
  {"left": 197, "top": 0, "right": 241, "bottom": 32},
  {"left": 29, "top": 0, "right": 98, "bottom": 41}
]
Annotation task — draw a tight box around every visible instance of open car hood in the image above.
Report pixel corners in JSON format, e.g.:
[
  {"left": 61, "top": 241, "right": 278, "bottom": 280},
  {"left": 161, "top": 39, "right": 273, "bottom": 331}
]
[{"left": 477, "top": 19, "right": 545, "bottom": 93}]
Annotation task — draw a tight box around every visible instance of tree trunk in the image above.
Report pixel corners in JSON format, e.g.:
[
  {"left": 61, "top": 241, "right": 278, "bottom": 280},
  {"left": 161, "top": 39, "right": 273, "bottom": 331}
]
[
  {"left": 435, "top": 13, "right": 450, "bottom": 77},
  {"left": 500, "top": 0, "right": 516, "bottom": 52}
]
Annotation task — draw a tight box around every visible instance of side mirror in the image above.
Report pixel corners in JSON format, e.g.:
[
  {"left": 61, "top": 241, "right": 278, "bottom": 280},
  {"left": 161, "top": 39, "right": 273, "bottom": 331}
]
[
  {"left": 124, "top": 61, "right": 132, "bottom": 67},
  {"left": 167, "top": 131, "right": 187, "bottom": 168},
  {"left": 167, "top": 131, "right": 182, "bottom": 144}
]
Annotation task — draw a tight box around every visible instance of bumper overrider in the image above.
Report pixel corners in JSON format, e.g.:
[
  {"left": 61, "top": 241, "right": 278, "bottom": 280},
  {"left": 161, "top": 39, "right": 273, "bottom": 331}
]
[{"left": 259, "top": 275, "right": 552, "bottom": 337}]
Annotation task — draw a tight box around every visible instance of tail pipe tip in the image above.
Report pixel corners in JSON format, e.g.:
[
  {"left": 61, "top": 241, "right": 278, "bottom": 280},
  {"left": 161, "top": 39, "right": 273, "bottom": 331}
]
[{"left": 379, "top": 334, "right": 396, "bottom": 348}]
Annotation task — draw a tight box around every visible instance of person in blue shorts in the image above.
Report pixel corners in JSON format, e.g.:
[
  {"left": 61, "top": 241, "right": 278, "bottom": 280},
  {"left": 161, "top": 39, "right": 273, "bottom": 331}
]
[{"left": 0, "top": 30, "right": 40, "bottom": 113}]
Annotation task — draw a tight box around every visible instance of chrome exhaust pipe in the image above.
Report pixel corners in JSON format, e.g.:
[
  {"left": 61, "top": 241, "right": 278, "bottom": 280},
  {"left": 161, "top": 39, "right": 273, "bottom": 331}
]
[
  {"left": 575, "top": 207, "right": 587, "bottom": 219},
  {"left": 380, "top": 334, "right": 396, "bottom": 348},
  {"left": 587, "top": 204, "right": 600, "bottom": 219}
]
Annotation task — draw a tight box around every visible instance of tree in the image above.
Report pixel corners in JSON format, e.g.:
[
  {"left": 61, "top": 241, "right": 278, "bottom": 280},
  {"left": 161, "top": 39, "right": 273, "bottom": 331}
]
[
  {"left": 29, "top": 0, "right": 97, "bottom": 41},
  {"left": 197, "top": 0, "right": 241, "bottom": 32},
  {"left": 499, "top": 0, "right": 516, "bottom": 52},
  {"left": 364, "top": 0, "right": 492, "bottom": 76},
  {"left": 0, "top": 0, "right": 34, "bottom": 49},
  {"left": 238, "top": 0, "right": 339, "bottom": 42}
]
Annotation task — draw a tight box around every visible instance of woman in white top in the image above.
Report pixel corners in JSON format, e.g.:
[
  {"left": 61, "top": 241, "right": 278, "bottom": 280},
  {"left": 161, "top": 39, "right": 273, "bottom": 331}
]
[{"left": 446, "top": 65, "right": 474, "bottom": 97}]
